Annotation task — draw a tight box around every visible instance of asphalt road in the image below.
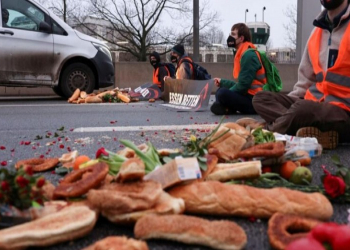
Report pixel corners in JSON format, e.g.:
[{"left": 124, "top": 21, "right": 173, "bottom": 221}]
[{"left": 0, "top": 96, "right": 349, "bottom": 250}]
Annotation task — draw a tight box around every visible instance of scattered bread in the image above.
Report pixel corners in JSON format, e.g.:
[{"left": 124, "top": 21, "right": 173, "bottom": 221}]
[
  {"left": 85, "top": 95, "right": 102, "bottom": 103},
  {"left": 83, "top": 236, "right": 148, "bottom": 250},
  {"left": 268, "top": 213, "right": 322, "bottom": 250},
  {"left": 134, "top": 214, "right": 247, "bottom": 250},
  {"left": 68, "top": 88, "right": 80, "bottom": 103},
  {"left": 116, "top": 158, "right": 145, "bottom": 183},
  {"left": 15, "top": 158, "right": 59, "bottom": 172},
  {"left": 168, "top": 181, "right": 333, "bottom": 220},
  {"left": 0, "top": 206, "right": 97, "bottom": 249},
  {"left": 206, "top": 161, "right": 261, "bottom": 182},
  {"left": 208, "top": 123, "right": 253, "bottom": 161}
]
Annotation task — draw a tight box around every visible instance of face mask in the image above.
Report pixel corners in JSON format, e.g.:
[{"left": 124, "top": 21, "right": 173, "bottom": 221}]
[
  {"left": 150, "top": 60, "right": 158, "bottom": 67},
  {"left": 227, "top": 35, "right": 236, "bottom": 48},
  {"left": 320, "top": 0, "right": 345, "bottom": 10},
  {"left": 170, "top": 55, "right": 178, "bottom": 63}
]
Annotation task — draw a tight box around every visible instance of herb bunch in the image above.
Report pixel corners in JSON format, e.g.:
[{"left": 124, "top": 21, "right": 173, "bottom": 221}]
[{"left": 180, "top": 117, "right": 229, "bottom": 171}]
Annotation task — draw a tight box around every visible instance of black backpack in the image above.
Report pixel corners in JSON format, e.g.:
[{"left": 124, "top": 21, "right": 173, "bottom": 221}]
[
  {"left": 162, "top": 63, "right": 176, "bottom": 78},
  {"left": 181, "top": 58, "right": 211, "bottom": 80}
]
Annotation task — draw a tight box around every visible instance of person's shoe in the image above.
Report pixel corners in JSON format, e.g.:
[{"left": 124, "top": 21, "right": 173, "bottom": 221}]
[
  {"left": 210, "top": 102, "right": 233, "bottom": 115},
  {"left": 236, "top": 117, "right": 265, "bottom": 130},
  {"left": 296, "top": 127, "right": 339, "bottom": 150}
]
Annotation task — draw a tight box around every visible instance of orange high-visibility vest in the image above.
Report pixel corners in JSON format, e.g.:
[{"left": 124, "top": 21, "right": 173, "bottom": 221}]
[
  {"left": 153, "top": 66, "right": 170, "bottom": 88},
  {"left": 305, "top": 25, "right": 350, "bottom": 112},
  {"left": 233, "top": 42, "right": 267, "bottom": 95}
]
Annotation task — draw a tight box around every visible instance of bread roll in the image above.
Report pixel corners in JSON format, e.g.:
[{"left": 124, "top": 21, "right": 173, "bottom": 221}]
[
  {"left": 134, "top": 214, "right": 247, "bottom": 250},
  {"left": 83, "top": 236, "right": 148, "bottom": 250},
  {"left": 168, "top": 181, "right": 333, "bottom": 221},
  {"left": 0, "top": 206, "right": 97, "bottom": 249},
  {"left": 268, "top": 212, "right": 321, "bottom": 250}
]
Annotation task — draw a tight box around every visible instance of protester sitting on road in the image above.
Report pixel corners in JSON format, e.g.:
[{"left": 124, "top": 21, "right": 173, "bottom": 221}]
[
  {"left": 149, "top": 51, "right": 171, "bottom": 92},
  {"left": 238, "top": 0, "right": 350, "bottom": 150},
  {"left": 2, "top": 8, "right": 9, "bottom": 27},
  {"left": 165, "top": 44, "right": 194, "bottom": 80},
  {"left": 210, "top": 23, "right": 266, "bottom": 115}
]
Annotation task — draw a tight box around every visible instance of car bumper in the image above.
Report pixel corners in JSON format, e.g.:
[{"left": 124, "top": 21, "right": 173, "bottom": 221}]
[{"left": 91, "top": 50, "right": 115, "bottom": 89}]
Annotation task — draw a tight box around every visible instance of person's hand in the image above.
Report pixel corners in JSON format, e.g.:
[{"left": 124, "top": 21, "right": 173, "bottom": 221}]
[
  {"left": 164, "top": 76, "right": 171, "bottom": 82},
  {"left": 214, "top": 78, "right": 221, "bottom": 87}
]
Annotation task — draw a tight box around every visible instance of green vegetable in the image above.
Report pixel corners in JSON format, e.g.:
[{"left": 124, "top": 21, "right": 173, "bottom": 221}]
[
  {"left": 252, "top": 127, "right": 275, "bottom": 144},
  {"left": 119, "top": 140, "right": 162, "bottom": 173},
  {"left": 96, "top": 148, "right": 127, "bottom": 176}
]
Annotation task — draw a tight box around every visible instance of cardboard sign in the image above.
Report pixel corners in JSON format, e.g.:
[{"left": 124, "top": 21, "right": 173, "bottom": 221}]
[{"left": 161, "top": 78, "right": 214, "bottom": 111}]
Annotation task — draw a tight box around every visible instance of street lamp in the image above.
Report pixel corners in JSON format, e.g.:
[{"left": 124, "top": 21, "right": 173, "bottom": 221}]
[
  {"left": 255, "top": 13, "right": 257, "bottom": 22},
  {"left": 262, "top": 6, "right": 266, "bottom": 22},
  {"left": 245, "top": 9, "right": 249, "bottom": 23}
]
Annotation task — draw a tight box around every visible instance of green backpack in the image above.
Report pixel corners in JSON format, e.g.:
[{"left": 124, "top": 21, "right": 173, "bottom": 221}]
[{"left": 246, "top": 49, "right": 283, "bottom": 92}]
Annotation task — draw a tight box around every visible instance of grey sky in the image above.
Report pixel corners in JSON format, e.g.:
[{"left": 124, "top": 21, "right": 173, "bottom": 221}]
[{"left": 209, "top": 0, "right": 303, "bottom": 48}]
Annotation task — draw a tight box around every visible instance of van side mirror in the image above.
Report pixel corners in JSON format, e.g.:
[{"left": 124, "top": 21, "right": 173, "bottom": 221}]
[{"left": 39, "top": 21, "right": 51, "bottom": 33}]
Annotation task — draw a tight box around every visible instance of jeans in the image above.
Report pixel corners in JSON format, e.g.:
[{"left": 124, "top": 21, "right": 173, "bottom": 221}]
[{"left": 215, "top": 88, "right": 256, "bottom": 114}]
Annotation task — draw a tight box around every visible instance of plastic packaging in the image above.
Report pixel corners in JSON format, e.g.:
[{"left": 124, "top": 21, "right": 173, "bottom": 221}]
[{"left": 273, "top": 133, "right": 323, "bottom": 159}]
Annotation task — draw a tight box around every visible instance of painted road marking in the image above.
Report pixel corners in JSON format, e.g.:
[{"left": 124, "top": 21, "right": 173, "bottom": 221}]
[
  {"left": 73, "top": 124, "right": 217, "bottom": 133},
  {"left": 0, "top": 103, "right": 149, "bottom": 107}
]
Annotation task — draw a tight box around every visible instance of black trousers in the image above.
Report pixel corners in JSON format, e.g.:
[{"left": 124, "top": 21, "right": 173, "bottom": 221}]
[{"left": 216, "top": 88, "right": 256, "bottom": 114}]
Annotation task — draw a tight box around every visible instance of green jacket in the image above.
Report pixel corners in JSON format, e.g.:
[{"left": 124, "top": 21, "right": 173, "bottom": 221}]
[{"left": 220, "top": 50, "right": 262, "bottom": 94}]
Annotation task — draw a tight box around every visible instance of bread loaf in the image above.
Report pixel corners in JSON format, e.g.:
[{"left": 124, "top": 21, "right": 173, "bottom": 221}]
[
  {"left": 134, "top": 214, "right": 247, "bottom": 250},
  {"left": 0, "top": 206, "right": 97, "bottom": 249},
  {"left": 168, "top": 181, "right": 333, "bottom": 220}
]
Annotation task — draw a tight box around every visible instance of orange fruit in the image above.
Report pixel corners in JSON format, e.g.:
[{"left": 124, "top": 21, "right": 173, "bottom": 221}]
[
  {"left": 73, "top": 155, "right": 91, "bottom": 170},
  {"left": 280, "top": 161, "right": 298, "bottom": 180}
]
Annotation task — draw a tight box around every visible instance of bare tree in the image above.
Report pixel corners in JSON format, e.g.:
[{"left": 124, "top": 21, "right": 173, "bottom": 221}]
[
  {"left": 283, "top": 4, "right": 297, "bottom": 48},
  {"left": 72, "top": 0, "right": 218, "bottom": 61},
  {"left": 38, "top": 0, "right": 83, "bottom": 23}
]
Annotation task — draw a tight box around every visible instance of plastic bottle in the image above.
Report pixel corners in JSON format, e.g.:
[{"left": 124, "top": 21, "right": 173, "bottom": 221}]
[{"left": 274, "top": 133, "right": 323, "bottom": 158}]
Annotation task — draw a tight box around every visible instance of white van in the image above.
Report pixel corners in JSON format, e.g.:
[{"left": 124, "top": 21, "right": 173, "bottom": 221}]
[{"left": 0, "top": 0, "right": 114, "bottom": 98}]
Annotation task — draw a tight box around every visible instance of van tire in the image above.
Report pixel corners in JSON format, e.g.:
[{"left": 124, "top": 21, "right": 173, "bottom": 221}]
[
  {"left": 52, "top": 86, "right": 65, "bottom": 98},
  {"left": 60, "top": 63, "right": 95, "bottom": 98}
]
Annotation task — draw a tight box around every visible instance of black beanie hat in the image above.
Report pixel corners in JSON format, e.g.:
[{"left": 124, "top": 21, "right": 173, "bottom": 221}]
[
  {"left": 149, "top": 51, "right": 160, "bottom": 63},
  {"left": 171, "top": 44, "right": 185, "bottom": 56}
]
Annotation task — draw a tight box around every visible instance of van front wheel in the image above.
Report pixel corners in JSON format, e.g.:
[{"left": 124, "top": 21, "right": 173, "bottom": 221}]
[{"left": 60, "top": 63, "right": 95, "bottom": 98}]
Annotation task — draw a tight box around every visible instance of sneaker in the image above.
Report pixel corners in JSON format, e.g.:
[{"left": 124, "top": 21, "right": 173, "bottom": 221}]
[
  {"left": 296, "top": 127, "right": 339, "bottom": 150},
  {"left": 210, "top": 102, "right": 232, "bottom": 115},
  {"left": 236, "top": 117, "right": 264, "bottom": 130}
]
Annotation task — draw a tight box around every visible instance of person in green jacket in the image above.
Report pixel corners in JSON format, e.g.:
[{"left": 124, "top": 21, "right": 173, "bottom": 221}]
[{"left": 211, "top": 23, "right": 266, "bottom": 115}]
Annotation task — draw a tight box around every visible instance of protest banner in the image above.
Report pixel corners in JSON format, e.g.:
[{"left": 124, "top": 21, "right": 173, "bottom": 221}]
[
  {"left": 161, "top": 78, "right": 214, "bottom": 111},
  {"left": 128, "top": 83, "right": 161, "bottom": 100}
]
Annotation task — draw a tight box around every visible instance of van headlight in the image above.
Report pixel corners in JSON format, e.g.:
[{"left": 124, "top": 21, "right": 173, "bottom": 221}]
[{"left": 92, "top": 42, "right": 112, "bottom": 61}]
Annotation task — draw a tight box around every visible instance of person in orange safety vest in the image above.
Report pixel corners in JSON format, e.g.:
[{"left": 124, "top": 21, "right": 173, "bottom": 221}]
[
  {"left": 239, "top": 0, "right": 350, "bottom": 150},
  {"left": 210, "top": 23, "right": 266, "bottom": 115},
  {"left": 149, "top": 51, "right": 171, "bottom": 92}
]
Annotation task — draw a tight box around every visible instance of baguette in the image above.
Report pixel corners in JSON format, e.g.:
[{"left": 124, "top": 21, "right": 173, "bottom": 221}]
[
  {"left": 134, "top": 214, "right": 247, "bottom": 250},
  {"left": 168, "top": 181, "right": 333, "bottom": 220},
  {"left": 68, "top": 88, "right": 80, "bottom": 102},
  {"left": 0, "top": 206, "right": 97, "bottom": 249},
  {"left": 206, "top": 160, "right": 261, "bottom": 182},
  {"left": 85, "top": 95, "right": 102, "bottom": 103}
]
